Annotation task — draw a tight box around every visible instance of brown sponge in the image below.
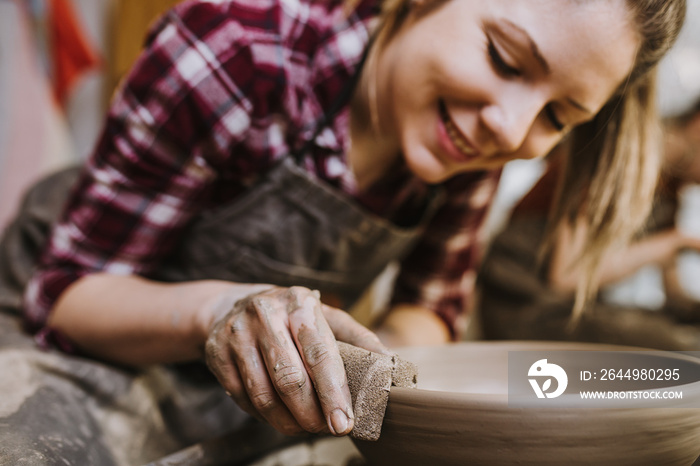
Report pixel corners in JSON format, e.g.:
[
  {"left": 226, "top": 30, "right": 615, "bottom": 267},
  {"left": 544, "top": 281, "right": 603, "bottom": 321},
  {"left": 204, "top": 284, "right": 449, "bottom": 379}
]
[{"left": 337, "top": 341, "right": 418, "bottom": 441}]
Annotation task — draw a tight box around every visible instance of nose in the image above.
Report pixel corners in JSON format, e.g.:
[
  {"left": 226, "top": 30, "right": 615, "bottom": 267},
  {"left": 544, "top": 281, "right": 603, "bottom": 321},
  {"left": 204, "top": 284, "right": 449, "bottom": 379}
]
[{"left": 479, "top": 94, "right": 544, "bottom": 154}]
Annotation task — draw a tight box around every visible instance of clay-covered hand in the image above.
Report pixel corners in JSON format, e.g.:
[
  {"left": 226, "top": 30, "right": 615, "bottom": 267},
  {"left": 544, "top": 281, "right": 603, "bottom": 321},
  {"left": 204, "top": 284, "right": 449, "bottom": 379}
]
[{"left": 204, "top": 286, "right": 390, "bottom": 436}]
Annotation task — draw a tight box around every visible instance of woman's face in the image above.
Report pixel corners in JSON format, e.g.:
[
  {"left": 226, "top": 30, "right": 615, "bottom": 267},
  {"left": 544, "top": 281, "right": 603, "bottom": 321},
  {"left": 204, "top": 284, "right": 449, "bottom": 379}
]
[{"left": 376, "top": 0, "right": 640, "bottom": 183}]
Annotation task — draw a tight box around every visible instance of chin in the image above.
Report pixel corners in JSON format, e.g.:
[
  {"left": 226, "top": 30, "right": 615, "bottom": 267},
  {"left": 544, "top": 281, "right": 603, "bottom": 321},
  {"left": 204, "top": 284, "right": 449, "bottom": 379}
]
[{"left": 403, "top": 147, "right": 454, "bottom": 184}]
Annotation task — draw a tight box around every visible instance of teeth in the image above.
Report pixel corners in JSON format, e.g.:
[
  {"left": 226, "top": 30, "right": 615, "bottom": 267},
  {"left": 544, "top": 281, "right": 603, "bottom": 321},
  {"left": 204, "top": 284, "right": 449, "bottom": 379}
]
[{"left": 444, "top": 117, "right": 475, "bottom": 156}]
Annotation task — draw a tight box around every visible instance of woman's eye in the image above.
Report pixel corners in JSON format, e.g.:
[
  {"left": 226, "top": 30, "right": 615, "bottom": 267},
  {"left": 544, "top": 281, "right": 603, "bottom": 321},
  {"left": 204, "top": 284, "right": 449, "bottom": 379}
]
[
  {"left": 545, "top": 105, "right": 565, "bottom": 132},
  {"left": 487, "top": 40, "right": 521, "bottom": 78}
]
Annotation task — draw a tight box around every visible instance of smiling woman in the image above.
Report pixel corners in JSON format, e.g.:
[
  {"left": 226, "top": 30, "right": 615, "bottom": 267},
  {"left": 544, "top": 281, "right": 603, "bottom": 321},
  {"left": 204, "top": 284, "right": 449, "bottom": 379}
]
[
  {"left": 352, "top": 0, "right": 685, "bottom": 317},
  {"left": 355, "top": 0, "right": 640, "bottom": 178},
  {"left": 0, "top": 0, "right": 687, "bottom": 463}
]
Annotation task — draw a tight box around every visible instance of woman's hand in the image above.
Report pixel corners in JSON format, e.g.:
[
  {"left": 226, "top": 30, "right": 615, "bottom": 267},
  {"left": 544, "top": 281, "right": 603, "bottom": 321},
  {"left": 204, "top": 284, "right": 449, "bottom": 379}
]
[
  {"left": 373, "top": 304, "right": 451, "bottom": 348},
  {"left": 203, "top": 286, "right": 390, "bottom": 436}
]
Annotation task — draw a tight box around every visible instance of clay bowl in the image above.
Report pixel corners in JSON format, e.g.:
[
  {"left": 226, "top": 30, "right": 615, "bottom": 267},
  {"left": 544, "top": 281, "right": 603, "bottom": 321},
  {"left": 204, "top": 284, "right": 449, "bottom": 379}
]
[{"left": 353, "top": 341, "right": 700, "bottom": 466}]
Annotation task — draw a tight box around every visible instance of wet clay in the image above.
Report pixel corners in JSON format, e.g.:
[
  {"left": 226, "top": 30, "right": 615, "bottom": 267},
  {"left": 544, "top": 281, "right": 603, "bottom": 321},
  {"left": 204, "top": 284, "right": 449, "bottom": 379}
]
[{"left": 353, "top": 341, "right": 700, "bottom": 466}]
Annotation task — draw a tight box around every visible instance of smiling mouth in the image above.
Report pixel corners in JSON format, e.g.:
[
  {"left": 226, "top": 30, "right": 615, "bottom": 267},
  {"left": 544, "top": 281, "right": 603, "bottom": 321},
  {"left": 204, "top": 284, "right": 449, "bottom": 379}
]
[{"left": 438, "top": 100, "right": 477, "bottom": 157}]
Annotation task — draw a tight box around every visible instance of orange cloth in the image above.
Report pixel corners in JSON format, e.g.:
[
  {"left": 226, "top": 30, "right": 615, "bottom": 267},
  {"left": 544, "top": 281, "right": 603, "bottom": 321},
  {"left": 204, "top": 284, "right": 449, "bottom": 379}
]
[{"left": 47, "top": 0, "right": 101, "bottom": 106}]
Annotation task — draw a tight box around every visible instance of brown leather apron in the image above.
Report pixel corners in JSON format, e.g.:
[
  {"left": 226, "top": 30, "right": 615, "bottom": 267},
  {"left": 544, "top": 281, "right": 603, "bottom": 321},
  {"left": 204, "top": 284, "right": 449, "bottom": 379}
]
[
  {"left": 0, "top": 133, "right": 442, "bottom": 464},
  {"left": 153, "top": 155, "right": 439, "bottom": 308}
]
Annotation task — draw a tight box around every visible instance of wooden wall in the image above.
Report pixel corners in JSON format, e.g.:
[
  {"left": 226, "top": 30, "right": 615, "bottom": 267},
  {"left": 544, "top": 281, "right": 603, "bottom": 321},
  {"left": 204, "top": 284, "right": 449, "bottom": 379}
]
[{"left": 107, "top": 0, "right": 181, "bottom": 98}]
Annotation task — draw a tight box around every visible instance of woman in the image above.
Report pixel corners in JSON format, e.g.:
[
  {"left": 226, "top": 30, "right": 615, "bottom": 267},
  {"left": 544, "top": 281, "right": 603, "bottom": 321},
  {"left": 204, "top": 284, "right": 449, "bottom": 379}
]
[{"left": 0, "top": 0, "right": 686, "bottom": 463}]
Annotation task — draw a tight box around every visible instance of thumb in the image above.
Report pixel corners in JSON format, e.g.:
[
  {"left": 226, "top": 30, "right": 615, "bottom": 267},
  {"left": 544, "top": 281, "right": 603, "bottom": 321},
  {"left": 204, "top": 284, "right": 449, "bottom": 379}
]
[{"left": 322, "top": 305, "right": 392, "bottom": 356}]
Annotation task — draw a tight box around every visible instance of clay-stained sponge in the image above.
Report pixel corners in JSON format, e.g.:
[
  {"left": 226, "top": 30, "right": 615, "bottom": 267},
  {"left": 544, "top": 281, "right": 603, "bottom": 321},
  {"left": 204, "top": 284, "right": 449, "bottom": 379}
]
[{"left": 337, "top": 341, "right": 418, "bottom": 441}]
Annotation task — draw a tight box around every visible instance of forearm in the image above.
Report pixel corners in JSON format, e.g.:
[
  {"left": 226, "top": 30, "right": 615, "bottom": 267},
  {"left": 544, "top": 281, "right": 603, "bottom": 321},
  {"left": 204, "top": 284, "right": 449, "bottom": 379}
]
[
  {"left": 47, "top": 273, "right": 269, "bottom": 366},
  {"left": 550, "top": 220, "right": 682, "bottom": 292},
  {"left": 595, "top": 230, "right": 681, "bottom": 285}
]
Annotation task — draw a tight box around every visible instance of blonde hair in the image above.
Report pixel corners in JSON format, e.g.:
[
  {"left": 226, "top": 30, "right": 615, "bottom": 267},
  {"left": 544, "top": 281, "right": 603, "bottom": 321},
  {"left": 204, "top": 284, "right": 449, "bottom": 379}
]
[
  {"left": 347, "top": 0, "right": 687, "bottom": 320},
  {"left": 548, "top": 0, "right": 687, "bottom": 321}
]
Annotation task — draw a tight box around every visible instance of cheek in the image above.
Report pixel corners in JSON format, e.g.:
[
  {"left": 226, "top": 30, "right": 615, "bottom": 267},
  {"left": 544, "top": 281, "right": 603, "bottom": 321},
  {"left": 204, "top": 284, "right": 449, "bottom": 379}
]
[{"left": 516, "top": 131, "right": 562, "bottom": 160}]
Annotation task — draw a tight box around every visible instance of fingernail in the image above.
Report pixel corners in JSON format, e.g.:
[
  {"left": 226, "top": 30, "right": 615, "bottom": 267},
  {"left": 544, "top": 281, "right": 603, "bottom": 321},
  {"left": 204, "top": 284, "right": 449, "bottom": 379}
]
[{"left": 330, "top": 409, "right": 350, "bottom": 435}]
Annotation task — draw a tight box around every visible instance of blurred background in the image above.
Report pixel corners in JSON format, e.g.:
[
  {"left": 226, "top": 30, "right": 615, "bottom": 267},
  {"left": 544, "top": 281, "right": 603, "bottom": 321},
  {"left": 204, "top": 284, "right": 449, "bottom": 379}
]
[{"left": 0, "top": 0, "right": 180, "bottom": 230}]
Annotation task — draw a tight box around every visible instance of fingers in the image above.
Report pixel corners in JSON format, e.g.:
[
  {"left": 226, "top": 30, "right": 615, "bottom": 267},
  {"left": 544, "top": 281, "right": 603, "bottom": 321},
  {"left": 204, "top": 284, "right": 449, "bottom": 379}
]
[
  {"left": 204, "top": 332, "right": 260, "bottom": 421},
  {"left": 205, "top": 286, "right": 384, "bottom": 437},
  {"left": 286, "top": 288, "right": 354, "bottom": 436},
  {"left": 205, "top": 304, "right": 307, "bottom": 435},
  {"left": 248, "top": 289, "right": 329, "bottom": 434},
  {"left": 323, "top": 304, "right": 392, "bottom": 355},
  {"left": 234, "top": 345, "right": 305, "bottom": 435}
]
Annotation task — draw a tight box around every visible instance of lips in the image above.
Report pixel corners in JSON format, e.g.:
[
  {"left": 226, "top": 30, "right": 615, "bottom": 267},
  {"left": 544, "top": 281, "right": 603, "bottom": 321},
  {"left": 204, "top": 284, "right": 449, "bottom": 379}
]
[{"left": 438, "top": 100, "right": 478, "bottom": 160}]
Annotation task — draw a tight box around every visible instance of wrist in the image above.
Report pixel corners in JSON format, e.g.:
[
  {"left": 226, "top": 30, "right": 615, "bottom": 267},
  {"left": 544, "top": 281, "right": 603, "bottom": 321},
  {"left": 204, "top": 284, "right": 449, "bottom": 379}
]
[
  {"left": 187, "top": 281, "right": 238, "bottom": 354},
  {"left": 192, "top": 282, "right": 277, "bottom": 347}
]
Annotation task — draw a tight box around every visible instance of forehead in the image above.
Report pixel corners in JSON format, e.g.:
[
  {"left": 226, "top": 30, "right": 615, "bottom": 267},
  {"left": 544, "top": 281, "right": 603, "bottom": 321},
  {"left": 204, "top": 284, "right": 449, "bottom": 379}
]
[{"left": 492, "top": 0, "right": 640, "bottom": 112}]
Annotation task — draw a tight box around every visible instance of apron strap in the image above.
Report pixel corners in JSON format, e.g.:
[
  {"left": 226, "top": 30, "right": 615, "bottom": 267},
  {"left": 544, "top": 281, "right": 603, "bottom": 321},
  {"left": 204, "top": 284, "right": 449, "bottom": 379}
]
[{"left": 292, "top": 35, "right": 374, "bottom": 163}]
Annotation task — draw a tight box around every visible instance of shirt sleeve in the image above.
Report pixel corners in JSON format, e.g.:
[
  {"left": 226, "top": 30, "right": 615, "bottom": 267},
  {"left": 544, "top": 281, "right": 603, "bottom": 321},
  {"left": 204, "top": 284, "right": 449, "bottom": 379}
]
[
  {"left": 23, "top": 2, "right": 259, "bottom": 341},
  {"left": 391, "top": 169, "right": 502, "bottom": 340}
]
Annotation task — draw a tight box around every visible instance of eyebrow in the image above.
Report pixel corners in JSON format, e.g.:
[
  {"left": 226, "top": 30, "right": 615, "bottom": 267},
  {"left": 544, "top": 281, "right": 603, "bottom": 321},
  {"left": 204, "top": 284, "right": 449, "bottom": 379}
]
[{"left": 500, "top": 19, "right": 594, "bottom": 116}]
